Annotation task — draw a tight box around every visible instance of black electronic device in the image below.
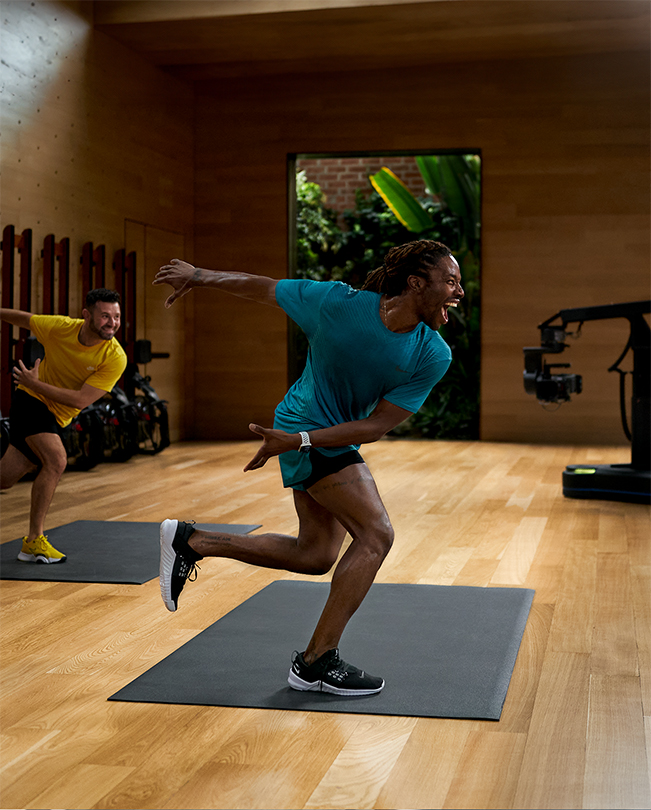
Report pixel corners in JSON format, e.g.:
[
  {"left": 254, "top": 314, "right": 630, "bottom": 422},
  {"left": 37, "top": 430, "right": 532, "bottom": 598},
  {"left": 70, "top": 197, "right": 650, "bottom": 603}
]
[{"left": 523, "top": 300, "right": 650, "bottom": 504}]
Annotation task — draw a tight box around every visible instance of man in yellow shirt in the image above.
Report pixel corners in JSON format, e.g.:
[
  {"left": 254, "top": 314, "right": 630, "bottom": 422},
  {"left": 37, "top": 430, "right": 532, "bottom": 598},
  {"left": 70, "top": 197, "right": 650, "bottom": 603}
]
[{"left": 0, "top": 289, "right": 127, "bottom": 562}]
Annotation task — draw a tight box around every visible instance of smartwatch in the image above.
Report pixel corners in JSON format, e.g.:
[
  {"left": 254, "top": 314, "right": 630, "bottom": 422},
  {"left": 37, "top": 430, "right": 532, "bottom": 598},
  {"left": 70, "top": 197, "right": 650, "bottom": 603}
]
[{"left": 298, "top": 431, "right": 312, "bottom": 454}]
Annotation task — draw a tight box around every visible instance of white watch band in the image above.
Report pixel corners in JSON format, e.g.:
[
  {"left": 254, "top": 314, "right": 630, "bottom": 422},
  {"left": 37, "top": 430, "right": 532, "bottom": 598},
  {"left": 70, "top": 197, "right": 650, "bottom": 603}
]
[{"left": 299, "top": 431, "right": 311, "bottom": 453}]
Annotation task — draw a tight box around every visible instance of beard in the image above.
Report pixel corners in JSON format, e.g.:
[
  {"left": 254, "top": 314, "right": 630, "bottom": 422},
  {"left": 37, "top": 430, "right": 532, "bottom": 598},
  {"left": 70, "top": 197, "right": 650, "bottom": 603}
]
[{"left": 88, "top": 318, "right": 117, "bottom": 341}]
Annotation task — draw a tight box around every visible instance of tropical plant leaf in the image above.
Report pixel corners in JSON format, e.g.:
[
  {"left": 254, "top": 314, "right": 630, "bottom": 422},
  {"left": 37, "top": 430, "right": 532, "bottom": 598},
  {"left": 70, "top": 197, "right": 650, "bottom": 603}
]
[
  {"left": 294, "top": 159, "right": 481, "bottom": 440},
  {"left": 439, "top": 158, "right": 471, "bottom": 223},
  {"left": 414, "top": 155, "right": 480, "bottom": 253},
  {"left": 415, "top": 155, "right": 442, "bottom": 196},
  {"left": 369, "top": 168, "right": 433, "bottom": 233}
]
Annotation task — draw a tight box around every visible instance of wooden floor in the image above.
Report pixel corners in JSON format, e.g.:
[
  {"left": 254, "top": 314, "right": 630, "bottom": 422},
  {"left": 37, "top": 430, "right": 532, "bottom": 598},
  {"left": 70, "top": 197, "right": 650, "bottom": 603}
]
[{"left": 0, "top": 439, "right": 649, "bottom": 810}]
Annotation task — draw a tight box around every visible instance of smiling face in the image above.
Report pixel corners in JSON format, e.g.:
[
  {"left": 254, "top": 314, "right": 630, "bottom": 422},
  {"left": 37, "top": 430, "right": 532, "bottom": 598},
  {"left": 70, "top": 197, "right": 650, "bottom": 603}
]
[
  {"left": 83, "top": 301, "right": 121, "bottom": 342},
  {"left": 413, "top": 255, "right": 464, "bottom": 330}
]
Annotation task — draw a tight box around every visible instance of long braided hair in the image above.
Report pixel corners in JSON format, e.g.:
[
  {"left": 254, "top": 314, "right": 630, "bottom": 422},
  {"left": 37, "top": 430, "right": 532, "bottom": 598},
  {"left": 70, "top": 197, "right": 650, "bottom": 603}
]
[{"left": 361, "top": 240, "right": 452, "bottom": 297}]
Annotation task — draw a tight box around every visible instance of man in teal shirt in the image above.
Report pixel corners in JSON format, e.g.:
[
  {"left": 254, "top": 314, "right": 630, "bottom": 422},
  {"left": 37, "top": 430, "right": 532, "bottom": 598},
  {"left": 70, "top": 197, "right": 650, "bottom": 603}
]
[
  {"left": 273, "top": 276, "right": 451, "bottom": 489},
  {"left": 154, "top": 240, "right": 464, "bottom": 696}
]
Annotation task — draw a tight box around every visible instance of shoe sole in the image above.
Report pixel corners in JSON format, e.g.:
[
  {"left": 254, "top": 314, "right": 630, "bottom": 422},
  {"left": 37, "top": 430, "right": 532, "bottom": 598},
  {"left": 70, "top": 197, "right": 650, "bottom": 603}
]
[
  {"left": 159, "top": 519, "right": 179, "bottom": 612},
  {"left": 287, "top": 668, "right": 384, "bottom": 696},
  {"left": 16, "top": 552, "right": 66, "bottom": 564}
]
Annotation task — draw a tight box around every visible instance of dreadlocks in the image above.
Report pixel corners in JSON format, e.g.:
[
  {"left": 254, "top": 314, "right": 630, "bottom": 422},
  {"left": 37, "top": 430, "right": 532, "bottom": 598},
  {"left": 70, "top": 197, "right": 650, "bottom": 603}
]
[{"left": 361, "top": 240, "right": 453, "bottom": 297}]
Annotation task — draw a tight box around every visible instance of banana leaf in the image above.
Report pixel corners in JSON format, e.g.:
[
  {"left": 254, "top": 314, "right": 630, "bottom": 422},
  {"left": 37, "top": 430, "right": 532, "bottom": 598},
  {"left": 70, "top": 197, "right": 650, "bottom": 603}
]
[
  {"left": 439, "top": 157, "right": 470, "bottom": 222},
  {"left": 416, "top": 155, "right": 480, "bottom": 250},
  {"left": 415, "top": 155, "right": 442, "bottom": 197},
  {"left": 369, "top": 168, "right": 433, "bottom": 233}
]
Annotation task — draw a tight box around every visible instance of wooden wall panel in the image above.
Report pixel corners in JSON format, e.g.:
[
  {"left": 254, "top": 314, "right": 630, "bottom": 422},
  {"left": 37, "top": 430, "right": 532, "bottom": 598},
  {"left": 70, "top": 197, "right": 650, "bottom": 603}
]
[
  {"left": 125, "top": 222, "right": 190, "bottom": 443},
  {"left": 193, "top": 49, "right": 649, "bottom": 443},
  {"left": 1, "top": 0, "right": 193, "bottom": 431}
]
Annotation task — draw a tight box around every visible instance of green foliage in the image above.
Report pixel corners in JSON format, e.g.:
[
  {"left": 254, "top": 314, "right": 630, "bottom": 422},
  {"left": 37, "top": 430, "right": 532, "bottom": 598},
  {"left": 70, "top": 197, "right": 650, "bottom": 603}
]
[
  {"left": 293, "top": 157, "right": 481, "bottom": 440},
  {"left": 391, "top": 244, "right": 480, "bottom": 440},
  {"left": 416, "top": 154, "right": 481, "bottom": 256},
  {"left": 295, "top": 170, "right": 342, "bottom": 280},
  {"left": 369, "top": 167, "right": 434, "bottom": 232}
]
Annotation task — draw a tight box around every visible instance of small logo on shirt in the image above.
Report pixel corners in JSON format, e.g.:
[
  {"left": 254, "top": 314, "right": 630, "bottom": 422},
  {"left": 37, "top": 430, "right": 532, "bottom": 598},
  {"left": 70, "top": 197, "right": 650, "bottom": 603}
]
[{"left": 86, "top": 366, "right": 96, "bottom": 371}]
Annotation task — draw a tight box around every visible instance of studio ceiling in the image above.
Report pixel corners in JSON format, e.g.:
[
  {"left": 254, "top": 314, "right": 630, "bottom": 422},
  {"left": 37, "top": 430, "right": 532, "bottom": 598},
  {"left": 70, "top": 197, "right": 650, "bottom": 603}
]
[{"left": 94, "top": 0, "right": 650, "bottom": 80}]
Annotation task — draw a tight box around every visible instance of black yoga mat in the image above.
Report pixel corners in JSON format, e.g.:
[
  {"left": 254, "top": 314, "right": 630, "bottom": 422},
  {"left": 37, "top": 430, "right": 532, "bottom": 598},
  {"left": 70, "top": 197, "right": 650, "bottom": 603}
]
[
  {"left": 0, "top": 520, "right": 261, "bottom": 584},
  {"left": 109, "top": 580, "right": 534, "bottom": 719}
]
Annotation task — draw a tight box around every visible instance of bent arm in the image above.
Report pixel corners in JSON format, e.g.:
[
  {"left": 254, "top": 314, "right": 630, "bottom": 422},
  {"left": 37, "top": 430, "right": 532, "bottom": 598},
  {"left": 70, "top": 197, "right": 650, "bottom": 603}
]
[
  {"left": 307, "top": 399, "right": 412, "bottom": 448},
  {"left": 12, "top": 359, "right": 108, "bottom": 410},
  {"left": 0, "top": 308, "right": 33, "bottom": 330},
  {"left": 153, "top": 259, "right": 279, "bottom": 309},
  {"left": 244, "top": 399, "right": 412, "bottom": 471}
]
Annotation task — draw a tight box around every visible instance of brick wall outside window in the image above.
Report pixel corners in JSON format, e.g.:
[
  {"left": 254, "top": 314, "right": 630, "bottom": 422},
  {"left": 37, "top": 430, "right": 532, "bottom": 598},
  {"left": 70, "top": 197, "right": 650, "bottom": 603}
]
[{"left": 296, "top": 155, "right": 427, "bottom": 215}]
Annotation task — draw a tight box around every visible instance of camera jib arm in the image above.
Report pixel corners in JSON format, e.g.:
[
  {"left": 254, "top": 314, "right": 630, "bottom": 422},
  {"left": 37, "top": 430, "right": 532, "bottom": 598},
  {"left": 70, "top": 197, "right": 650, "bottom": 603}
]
[
  {"left": 544, "top": 301, "right": 650, "bottom": 470},
  {"left": 524, "top": 300, "right": 650, "bottom": 504}
]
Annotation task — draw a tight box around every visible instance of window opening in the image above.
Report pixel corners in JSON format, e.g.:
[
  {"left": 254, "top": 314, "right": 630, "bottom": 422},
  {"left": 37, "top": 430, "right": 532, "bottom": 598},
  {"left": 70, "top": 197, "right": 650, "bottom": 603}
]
[{"left": 288, "top": 150, "right": 481, "bottom": 441}]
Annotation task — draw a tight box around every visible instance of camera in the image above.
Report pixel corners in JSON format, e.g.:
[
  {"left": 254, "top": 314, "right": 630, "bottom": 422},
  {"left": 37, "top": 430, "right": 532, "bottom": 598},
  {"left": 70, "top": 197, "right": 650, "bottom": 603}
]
[
  {"left": 523, "top": 326, "right": 582, "bottom": 404},
  {"left": 523, "top": 356, "right": 582, "bottom": 403},
  {"left": 522, "top": 300, "right": 650, "bottom": 504}
]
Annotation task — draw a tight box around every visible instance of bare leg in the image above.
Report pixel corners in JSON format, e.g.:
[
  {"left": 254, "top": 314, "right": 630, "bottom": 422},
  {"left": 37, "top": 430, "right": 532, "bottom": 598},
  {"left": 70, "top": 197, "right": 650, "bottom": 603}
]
[
  {"left": 0, "top": 444, "right": 37, "bottom": 490},
  {"left": 189, "top": 488, "right": 348, "bottom": 575},
  {"left": 22, "top": 433, "right": 68, "bottom": 539},
  {"left": 187, "top": 462, "right": 393, "bottom": 662},
  {"left": 301, "top": 464, "right": 394, "bottom": 661}
]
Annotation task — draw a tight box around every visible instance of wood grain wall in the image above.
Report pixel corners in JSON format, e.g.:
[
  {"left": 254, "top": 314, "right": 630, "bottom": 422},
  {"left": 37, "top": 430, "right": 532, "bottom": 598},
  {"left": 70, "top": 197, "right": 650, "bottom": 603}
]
[
  {"left": 193, "top": 49, "right": 649, "bottom": 444},
  {"left": 1, "top": 0, "right": 194, "bottom": 439},
  {"left": 4, "top": 2, "right": 648, "bottom": 447}
]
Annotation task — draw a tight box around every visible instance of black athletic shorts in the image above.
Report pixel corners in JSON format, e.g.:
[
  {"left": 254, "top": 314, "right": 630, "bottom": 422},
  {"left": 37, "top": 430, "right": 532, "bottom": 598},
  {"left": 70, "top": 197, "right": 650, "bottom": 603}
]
[
  {"left": 9, "top": 388, "right": 62, "bottom": 465},
  {"left": 297, "top": 448, "right": 365, "bottom": 490}
]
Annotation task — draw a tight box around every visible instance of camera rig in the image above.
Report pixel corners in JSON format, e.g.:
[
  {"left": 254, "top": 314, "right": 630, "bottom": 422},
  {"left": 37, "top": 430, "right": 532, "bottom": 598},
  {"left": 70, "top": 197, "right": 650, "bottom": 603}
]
[{"left": 523, "top": 300, "right": 650, "bottom": 504}]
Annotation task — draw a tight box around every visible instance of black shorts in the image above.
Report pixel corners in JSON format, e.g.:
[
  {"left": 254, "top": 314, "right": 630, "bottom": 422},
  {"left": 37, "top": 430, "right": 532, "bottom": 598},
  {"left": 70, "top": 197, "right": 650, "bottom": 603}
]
[
  {"left": 297, "top": 448, "right": 365, "bottom": 490},
  {"left": 9, "top": 389, "right": 62, "bottom": 465}
]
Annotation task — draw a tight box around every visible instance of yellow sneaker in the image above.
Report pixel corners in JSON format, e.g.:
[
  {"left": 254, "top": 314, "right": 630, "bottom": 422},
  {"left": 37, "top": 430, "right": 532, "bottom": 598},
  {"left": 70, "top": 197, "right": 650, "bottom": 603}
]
[{"left": 17, "top": 535, "right": 67, "bottom": 564}]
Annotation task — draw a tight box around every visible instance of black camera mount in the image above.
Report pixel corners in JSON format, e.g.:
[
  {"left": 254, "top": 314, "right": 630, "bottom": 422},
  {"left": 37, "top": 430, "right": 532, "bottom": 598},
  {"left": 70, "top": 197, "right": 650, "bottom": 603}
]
[{"left": 523, "top": 300, "right": 650, "bottom": 504}]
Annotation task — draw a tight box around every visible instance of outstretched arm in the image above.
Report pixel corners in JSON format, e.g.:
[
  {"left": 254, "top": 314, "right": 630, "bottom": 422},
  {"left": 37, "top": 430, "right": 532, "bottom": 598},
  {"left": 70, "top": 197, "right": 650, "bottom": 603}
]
[
  {"left": 153, "top": 259, "right": 279, "bottom": 309},
  {"left": 0, "top": 308, "right": 33, "bottom": 330},
  {"left": 244, "top": 399, "right": 413, "bottom": 471}
]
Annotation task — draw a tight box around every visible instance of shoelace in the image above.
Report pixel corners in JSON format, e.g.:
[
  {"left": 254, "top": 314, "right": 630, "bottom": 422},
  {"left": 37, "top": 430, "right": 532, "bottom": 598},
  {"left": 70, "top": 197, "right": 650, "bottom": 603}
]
[
  {"left": 326, "top": 657, "right": 351, "bottom": 681},
  {"left": 177, "top": 556, "right": 200, "bottom": 581},
  {"left": 318, "top": 650, "right": 352, "bottom": 680},
  {"left": 176, "top": 521, "right": 200, "bottom": 581}
]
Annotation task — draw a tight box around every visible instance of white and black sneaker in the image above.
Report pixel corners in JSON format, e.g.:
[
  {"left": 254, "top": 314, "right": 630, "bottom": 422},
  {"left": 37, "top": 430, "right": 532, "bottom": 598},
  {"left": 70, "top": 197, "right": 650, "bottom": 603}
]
[
  {"left": 288, "top": 648, "right": 384, "bottom": 696},
  {"left": 159, "top": 519, "right": 202, "bottom": 612}
]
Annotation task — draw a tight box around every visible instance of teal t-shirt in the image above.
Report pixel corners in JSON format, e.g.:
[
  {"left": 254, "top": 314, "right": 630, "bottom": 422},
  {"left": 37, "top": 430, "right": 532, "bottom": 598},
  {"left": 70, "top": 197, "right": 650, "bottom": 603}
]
[{"left": 274, "top": 279, "right": 452, "bottom": 488}]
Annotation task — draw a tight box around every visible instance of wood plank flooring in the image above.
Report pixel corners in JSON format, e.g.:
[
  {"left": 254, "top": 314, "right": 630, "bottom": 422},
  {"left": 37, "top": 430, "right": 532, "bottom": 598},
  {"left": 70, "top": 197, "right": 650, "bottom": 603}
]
[{"left": 0, "top": 439, "right": 649, "bottom": 809}]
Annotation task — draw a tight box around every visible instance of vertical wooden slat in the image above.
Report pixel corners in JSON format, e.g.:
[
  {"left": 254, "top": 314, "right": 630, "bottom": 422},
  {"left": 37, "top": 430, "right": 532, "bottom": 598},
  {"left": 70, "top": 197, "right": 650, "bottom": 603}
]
[
  {"left": 42, "top": 234, "right": 56, "bottom": 315},
  {"left": 16, "top": 228, "right": 32, "bottom": 363},
  {"left": 1, "top": 224, "right": 16, "bottom": 415},
  {"left": 81, "top": 241, "right": 93, "bottom": 305},
  {"left": 94, "top": 245, "right": 106, "bottom": 289},
  {"left": 124, "top": 250, "right": 137, "bottom": 361},
  {"left": 113, "top": 248, "right": 126, "bottom": 346},
  {"left": 55, "top": 237, "right": 70, "bottom": 315}
]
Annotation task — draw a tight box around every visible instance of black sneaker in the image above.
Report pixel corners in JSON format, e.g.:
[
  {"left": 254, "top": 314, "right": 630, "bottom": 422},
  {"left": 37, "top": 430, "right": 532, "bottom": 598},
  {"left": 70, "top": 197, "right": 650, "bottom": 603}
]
[
  {"left": 288, "top": 648, "right": 384, "bottom": 696},
  {"left": 159, "top": 519, "right": 202, "bottom": 612}
]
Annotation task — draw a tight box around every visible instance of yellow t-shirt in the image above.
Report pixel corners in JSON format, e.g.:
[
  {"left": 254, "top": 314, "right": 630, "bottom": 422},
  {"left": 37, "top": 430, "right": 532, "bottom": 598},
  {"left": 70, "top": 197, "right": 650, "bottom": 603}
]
[{"left": 19, "top": 315, "right": 128, "bottom": 427}]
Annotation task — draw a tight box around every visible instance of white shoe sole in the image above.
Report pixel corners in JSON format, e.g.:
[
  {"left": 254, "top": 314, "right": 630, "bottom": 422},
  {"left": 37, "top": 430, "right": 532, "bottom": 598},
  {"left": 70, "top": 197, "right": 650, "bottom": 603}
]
[
  {"left": 287, "top": 668, "right": 384, "bottom": 696},
  {"left": 159, "top": 519, "right": 179, "bottom": 612},
  {"left": 16, "top": 552, "right": 66, "bottom": 563}
]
